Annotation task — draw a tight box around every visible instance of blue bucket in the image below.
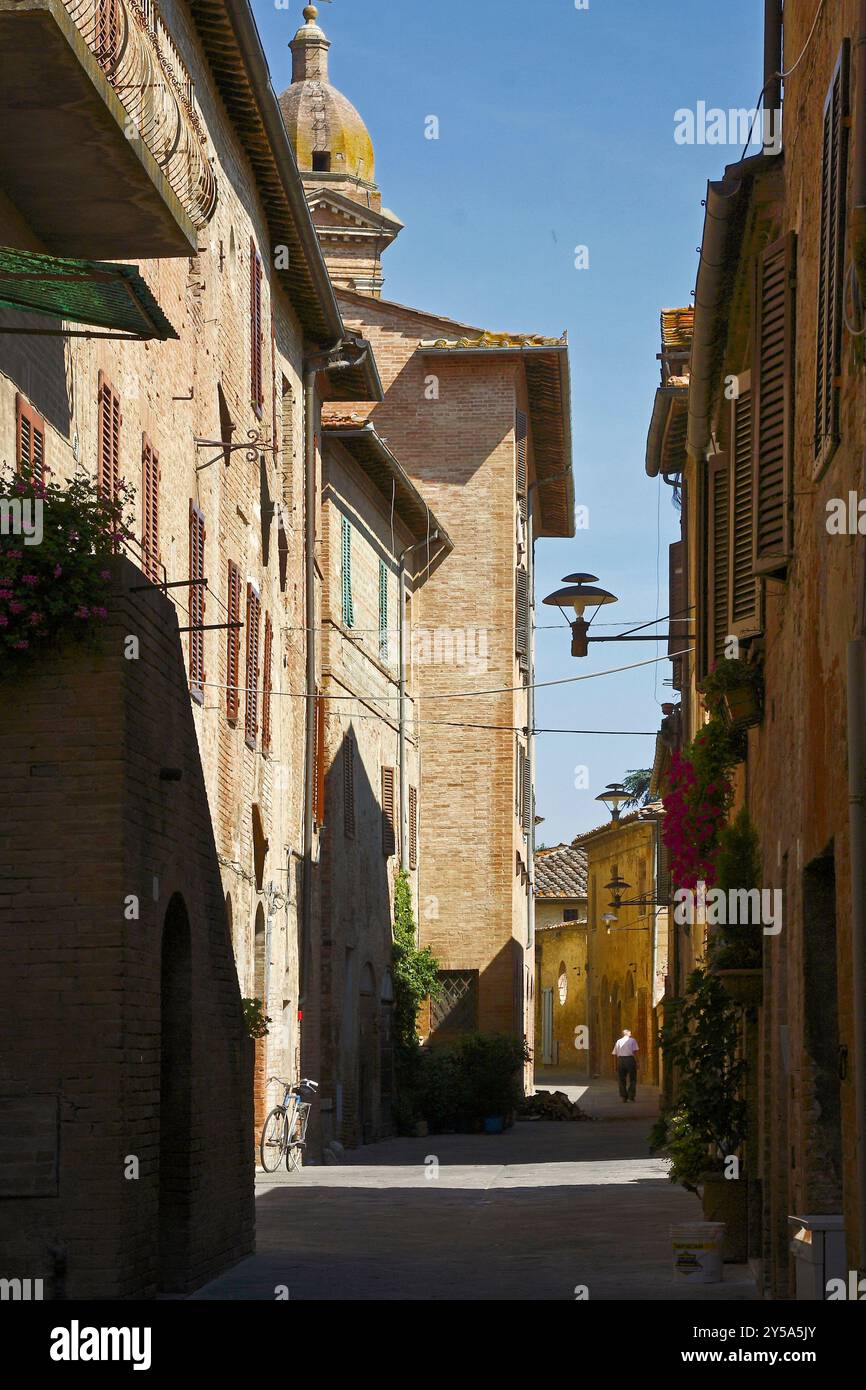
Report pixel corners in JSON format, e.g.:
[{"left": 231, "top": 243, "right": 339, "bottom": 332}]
[{"left": 483, "top": 1116, "right": 504, "bottom": 1134}]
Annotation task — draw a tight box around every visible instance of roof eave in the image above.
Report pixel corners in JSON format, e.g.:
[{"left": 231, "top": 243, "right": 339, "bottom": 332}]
[
  {"left": 420, "top": 342, "right": 575, "bottom": 538},
  {"left": 324, "top": 423, "right": 454, "bottom": 562},
  {"left": 196, "top": 0, "right": 344, "bottom": 347}
]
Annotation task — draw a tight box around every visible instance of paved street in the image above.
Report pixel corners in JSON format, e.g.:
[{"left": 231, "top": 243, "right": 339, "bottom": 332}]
[{"left": 191, "top": 1080, "right": 757, "bottom": 1301}]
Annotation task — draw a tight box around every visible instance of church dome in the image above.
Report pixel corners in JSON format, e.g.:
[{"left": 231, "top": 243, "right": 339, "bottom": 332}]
[{"left": 279, "top": 5, "right": 375, "bottom": 184}]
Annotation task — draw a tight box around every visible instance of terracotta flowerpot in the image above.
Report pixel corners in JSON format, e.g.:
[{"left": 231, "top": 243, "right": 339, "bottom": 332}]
[
  {"left": 701, "top": 1170, "right": 748, "bottom": 1261},
  {"left": 715, "top": 968, "right": 763, "bottom": 1007},
  {"left": 722, "top": 685, "right": 762, "bottom": 728}
]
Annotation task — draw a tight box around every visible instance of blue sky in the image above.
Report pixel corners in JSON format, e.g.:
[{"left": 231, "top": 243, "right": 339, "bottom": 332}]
[{"left": 253, "top": 0, "right": 765, "bottom": 842}]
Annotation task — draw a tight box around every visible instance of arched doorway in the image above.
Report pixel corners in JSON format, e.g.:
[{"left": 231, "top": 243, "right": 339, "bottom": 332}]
[
  {"left": 610, "top": 984, "right": 622, "bottom": 1079},
  {"left": 253, "top": 903, "right": 267, "bottom": 1141},
  {"left": 159, "top": 894, "right": 192, "bottom": 1293},
  {"left": 359, "top": 963, "right": 376, "bottom": 1145}
]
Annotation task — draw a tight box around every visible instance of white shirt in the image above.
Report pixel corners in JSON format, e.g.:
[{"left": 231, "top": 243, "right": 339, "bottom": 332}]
[{"left": 612, "top": 1035, "right": 639, "bottom": 1057}]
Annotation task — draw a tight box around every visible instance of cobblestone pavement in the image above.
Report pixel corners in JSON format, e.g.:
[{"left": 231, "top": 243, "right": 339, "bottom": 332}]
[{"left": 190, "top": 1079, "right": 758, "bottom": 1301}]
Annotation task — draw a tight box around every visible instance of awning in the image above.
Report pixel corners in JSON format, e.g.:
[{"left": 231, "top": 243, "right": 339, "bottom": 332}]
[{"left": 0, "top": 247, "right": 178, "bottom": 340}]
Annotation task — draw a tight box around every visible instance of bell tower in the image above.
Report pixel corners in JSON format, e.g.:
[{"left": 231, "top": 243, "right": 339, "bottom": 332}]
[{"left": 279, "top": 4, "right": 403, "bottom": 297}]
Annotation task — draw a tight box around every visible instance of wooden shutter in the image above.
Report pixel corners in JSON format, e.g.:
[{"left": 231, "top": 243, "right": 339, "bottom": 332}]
[
  {"left": 706, "top": 455, "right": 730, "bottom": 668},
  {"left": 409, "top": 786, "right": 418, "bottom": 870},
  {"left": 382, "top": 766, "right": 396, "bottom": 857},
  {"left": 815, "top": 43, "right": 850, "bottom": 473},
  {"left": 314, "top": 693, "right": 326, "bottom": 825},
  {"left": 667, "top": 540, "right": 685, "bottom": 690},
  {"left": 226, "top": 561, "right": 241, "bottom": 722},
  {"left": 341, "top": 515, "right": 354, "bottom": 628},
  {"left": 281, "top": 377, "right": 293, "bottom": 506},
  {"left": 97, "top": 371, "right": 121, "bottom": 501},
  {"left": 244, "top": 583, "right": 261, "bottom": 747},
  {"left": 515, "top": 408, "right": 528, "bottom": 498},
  {"left": 343, "top": 731, "right": 355, "bottom": 837},
  {"left": 378, "top": 560, "right": 389, "bottom": 663},
  {"left": 188, "top": 501, "right": 206, "bottom": 698},
  {"left": 141, "top": 435, "right": 159, "bottom": 582},
  {"left": 521, "top": 744, "right": 531, "bottom": 834},
  {"left": 754, "top": 234, "right": 796, "bottom": 573},
  {"left": 728, "top": 377, "right": 762, "bottom": 635},
  {"left": 15, "top": 395, "right": 46, "bottom": 486},
  {"left": 250, "top": 238, "right": 263, "bottom": 414},
  {"left": 515, "top": 566, "right": 529, "bottom": 672},
  {"left": 261, "top": 612, "right": 273, "bottom": 755}
]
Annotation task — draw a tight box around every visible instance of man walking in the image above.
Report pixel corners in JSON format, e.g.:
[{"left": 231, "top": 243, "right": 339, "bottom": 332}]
[{"left": 612, "top": 1027, "right": 639, "bottom": 1102}]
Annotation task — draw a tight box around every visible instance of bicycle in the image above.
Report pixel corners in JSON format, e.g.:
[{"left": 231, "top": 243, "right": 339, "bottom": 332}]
[{"left": 260, "top": 1077, "right": 319, "bottom": 1172}]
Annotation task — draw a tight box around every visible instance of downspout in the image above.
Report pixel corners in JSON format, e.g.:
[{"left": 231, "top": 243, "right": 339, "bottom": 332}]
[
  {"left": 847, "top": 0, "right": 866, "bottom": 1277},
  {"left": 763, "top": 0, "right": 783, "bottom": 152},
  {"left": 847, "top": 635, "right": 866, "bottom": 1273},
  {"left": 300, "top": 341, "right": 371, "bottom": 1003},
  {"left": 853, "top": 1, "right": 866, "bottom": 290},
  {"left": 398, "top": 535, "right": 440, "bottom": 874}
]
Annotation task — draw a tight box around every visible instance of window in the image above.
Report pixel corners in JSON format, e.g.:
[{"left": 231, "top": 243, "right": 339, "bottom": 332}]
[
  {"left": 226, "top": 561, "right": 242, "bottom": 722},
  {"left": 563, "top": 908, "right": 582, "bottom": 922},
  {"left": 16, "top": 395, "right": 46, "bottom": 485},
  {"left": 250, "top": 238, "right": 263, "bottom": 415},
  {"left": 409, "top": 786, "right": 418, "bottom": 870},
  {"left": 515, "top": 408, "right": 528, "bottom": 530},
  {"left": 261, "top": 613, "right": 273, "bottom": 755},
  {"left": 431, "top": 970, "right": 478, "bottom": 1036},
  {"left": 515, "top": 566, "right": 529, "bottom": 673},
  {"left": 814, "top": 43, "right": 850, "bottom": 472},
  {"left": 97, "top": 371, "right": 121, "bottom": 501},
  {"left": 141, "top": 436, "right": 159, "bottom": 582},
  {"left": 341, "top": 515, "right": 354, "bottom": 628},
  {"left": 188, "top": 502, "right": 206, "bottom": 700},
  {"left": 727, "top": 374, "right": 761, "bottom": 635},
  {"left": 344, "top": 731, "right": 355, "bottom": 837},
  {"left": 378, "top": 560, "right": 389, "bottom": 663},
  {"left": 281, "top": 376, "right": 294, "bottom": 508},
  {"left": 381, "top": 766, "right": 396, "bottom": 857},
  {"left": 313, "top": 691, "right": 325, "bottom": 826},
  {"left": 755, "top": 234, "right": 796, "bottom": 571},
  {"left": 312, "top": 151, "right": 331, "bottom": 173},
  {"left": 244, "top": 583, "right": 261, "bottom": 748},
  {"left": 703, "top": 454, "right": 730, "bottom": 674}
]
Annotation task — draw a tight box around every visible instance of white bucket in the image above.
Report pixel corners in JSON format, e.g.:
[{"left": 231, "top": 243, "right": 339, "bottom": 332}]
[{"left": 671, "top": 1222, "right": 725, "bottom": 1283}]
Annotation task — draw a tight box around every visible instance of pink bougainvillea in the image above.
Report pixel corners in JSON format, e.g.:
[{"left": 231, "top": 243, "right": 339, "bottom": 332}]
[{"left": 662, "top": 747, "right": 731, "bottom": 890}]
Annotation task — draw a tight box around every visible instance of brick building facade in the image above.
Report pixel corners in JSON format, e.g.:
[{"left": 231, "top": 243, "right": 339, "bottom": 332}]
[{"left": 646, "top": 0, "right": 866, "bottom": 1298}]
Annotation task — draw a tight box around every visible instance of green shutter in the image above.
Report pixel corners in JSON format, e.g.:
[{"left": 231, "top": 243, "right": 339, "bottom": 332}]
[
  {"left": 341, "top": 515, "right": 354, "bottom": 628},
  {"left": 378, "top": 560, "right": 389, "bottom": 663}
]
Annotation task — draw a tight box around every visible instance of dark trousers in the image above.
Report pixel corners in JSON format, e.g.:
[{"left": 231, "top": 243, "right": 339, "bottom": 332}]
[{"left": 617, "top": 1056, "right": 637, "bottom": 1100}]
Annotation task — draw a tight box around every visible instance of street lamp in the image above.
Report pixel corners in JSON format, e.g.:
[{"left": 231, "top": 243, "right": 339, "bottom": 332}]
[
  {"left": 542, "top": 570, "right": 694, "bottom": 658},
  {"left": 604, "top": 873, "right": 631, "bottom": 909},
  {"left": 541, "top": 573, "right": 617, "bottom": 657},
  {"left": 595, "top": 782, "right": 631, "bottom": 821}
]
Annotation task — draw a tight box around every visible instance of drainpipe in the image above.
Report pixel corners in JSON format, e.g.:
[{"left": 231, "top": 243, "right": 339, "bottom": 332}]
[
  {"left": 763, "top": 0, "right": 783, "bottom": 151},
  {"left": 398, "top": 535, "right": 440, "bottom": 874},
  {"left": 853, "top": 2, "right": 866, "bottom": 291},
  {"left": 300, "top": 340, "right": 371, "bottom": 1003},
  {"left": 848, "top": 546, "right": 866, "bottom": 1270}
]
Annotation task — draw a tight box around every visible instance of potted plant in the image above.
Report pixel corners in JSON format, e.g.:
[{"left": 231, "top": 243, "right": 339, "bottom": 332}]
[
  {"left": 698, "top": 657, "right": 763, "bottom": 729},
  {"left": 709, "top": 808, "right": 764, "bottom": 1005},
  {"left": 650, "top": 968, "right": 748, "bottom": 1259}
]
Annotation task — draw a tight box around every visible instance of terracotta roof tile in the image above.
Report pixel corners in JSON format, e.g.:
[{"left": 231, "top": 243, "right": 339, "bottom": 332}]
[{"left": 534, "top": 843, "right": 588, "bottom": 899}]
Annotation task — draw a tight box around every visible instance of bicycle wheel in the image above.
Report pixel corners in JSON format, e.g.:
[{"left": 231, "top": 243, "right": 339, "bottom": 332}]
[
  {"left": 286, "top": 1143, "right": 304, "bottom": 1173},
  {"left": 260, "top": 1108, "right": 288, "bottom": 1172}
]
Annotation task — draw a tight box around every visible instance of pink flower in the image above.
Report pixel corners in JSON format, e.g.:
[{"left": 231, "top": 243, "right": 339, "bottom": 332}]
[
  {"left": 0, "top": 616, "right": 7, "bottom": 627},
  {"left": 21, "top": 574, "right": 38, "bottom": 586},
  {"left": 92, "top": 606, "right": 109, "bottom": 620},
  {"left": 11, "top": 639, "right": 29, "bottom": 649},
  {"left": 0, "top": 589, "right": 12, "bottom": 601},
  {"left": 74, "top": 605, "right": 90, "bottom": 620},
  {"left": 53, "top": 564, "right": 62, "bottom": 579},
  {"left": 29, "top": 612, "right": 43, "bottom": 626},
  {"left": 8, "top": 600, "right": 24, "bottom": 614},
  {"left": 100, "top": 570, "right": 111, "bottom": 581}
]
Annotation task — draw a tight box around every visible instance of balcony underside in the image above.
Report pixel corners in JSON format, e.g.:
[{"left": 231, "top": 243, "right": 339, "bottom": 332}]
[{"left": 0, "top": 0, "right": 196, "bottom": 258}]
